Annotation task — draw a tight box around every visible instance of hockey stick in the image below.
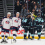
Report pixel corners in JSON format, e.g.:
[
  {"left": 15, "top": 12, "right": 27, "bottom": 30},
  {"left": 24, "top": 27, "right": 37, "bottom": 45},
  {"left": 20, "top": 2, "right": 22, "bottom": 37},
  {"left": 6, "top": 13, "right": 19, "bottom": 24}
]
[{"left": 11, "top": 30, "right": 12, "bottom": 44}]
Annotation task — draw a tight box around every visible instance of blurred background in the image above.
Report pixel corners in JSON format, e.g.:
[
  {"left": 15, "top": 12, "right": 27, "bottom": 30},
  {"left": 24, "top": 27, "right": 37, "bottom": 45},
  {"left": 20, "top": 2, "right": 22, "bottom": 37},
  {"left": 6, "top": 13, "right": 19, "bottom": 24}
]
[
  {"left": 0, "top": 0, "right": 45, "bottom": 21},
  {"left": 0, "top": 0, "right": 45, "bottom": 36}
]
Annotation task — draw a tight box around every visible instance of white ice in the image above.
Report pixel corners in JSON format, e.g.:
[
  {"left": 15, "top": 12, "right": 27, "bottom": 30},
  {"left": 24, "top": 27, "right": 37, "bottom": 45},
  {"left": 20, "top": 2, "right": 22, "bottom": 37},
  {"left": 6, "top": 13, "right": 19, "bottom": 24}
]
[{"left": 0, "top": 39, "right": 45, "bottom": 45}]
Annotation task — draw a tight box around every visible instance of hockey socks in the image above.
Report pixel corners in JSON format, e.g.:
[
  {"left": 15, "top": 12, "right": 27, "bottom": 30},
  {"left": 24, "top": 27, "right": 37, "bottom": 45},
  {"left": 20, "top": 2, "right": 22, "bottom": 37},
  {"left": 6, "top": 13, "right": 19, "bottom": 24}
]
[
  {"left": 28, "top": 33, "right": 31, "bottom": 39},
  {"left": 24, "top": 35, "right": 27, "bottom": 40},
  {"left": 13, "top": 34, "right": 17, "bottom": 42},
  {"left": 24, "top": 33, "right": 27, "bottom": 40},
  {"left": 31, "top": 34, "right": 34, "bottom": 40},
  {"left": 13, "top": 30, "right": 17, "bottom": 42},
  {"left": 38, "top": 35, "right": 41, "bottom": 40},
  {"left": 38, "top": 32, "right": 41, "bottom": 40},
  {"left": 4, "top": 36, "right": 8, "bottom": 43}
]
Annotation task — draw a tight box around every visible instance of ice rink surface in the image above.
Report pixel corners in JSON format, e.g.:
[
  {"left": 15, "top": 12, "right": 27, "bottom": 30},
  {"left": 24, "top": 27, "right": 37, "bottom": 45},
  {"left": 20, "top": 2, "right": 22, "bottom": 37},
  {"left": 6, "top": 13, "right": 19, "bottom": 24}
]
[{"left": 0, "top": 39, "right": 45, "bottom": 45}]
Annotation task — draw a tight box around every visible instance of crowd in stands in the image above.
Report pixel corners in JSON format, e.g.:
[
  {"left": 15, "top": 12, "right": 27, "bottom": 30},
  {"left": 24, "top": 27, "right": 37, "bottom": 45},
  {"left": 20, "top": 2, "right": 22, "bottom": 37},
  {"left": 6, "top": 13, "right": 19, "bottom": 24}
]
[{"left": 14, "top": 0, "right": 44, "bottom": 19}]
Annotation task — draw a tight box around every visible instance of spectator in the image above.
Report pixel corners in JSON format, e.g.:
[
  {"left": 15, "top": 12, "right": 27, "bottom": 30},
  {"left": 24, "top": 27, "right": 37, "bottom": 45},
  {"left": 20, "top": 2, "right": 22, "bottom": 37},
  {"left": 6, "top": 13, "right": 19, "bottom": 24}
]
[
  {"left": 14, "top": 0, "right": 44, "bottom": 19},
  {"left": 24, "top": 3, "right": 27, "bottom": 9},
  {"left": 31, "top": 9, "right": 35, "bottom": 18},
  {"left": 15, "top": 1, "right": 22, "bottom": 12},
  {"left": 34, "top": 5, "right": 38, "bottom": 15},
  {"left": 21, "top": 6, "right": 27, "bottom": 17},
  {"left": 29, "top": 1, "right": 34, "bottom": 12},
  {"left": 27, "top": 9, "right": 31, "bottom": 15}
]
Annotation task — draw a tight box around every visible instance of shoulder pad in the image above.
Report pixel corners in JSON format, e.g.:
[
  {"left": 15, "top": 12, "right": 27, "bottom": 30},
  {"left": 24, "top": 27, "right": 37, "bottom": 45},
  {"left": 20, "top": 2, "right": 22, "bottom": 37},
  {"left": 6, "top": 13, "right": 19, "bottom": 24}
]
[
  {"left": 13, "top": 16, "right": 16, "bottom": 17},
  {"left": 19, "top": 17, "right": 21, "bottom": 19},
  {"left": 3, "top": 17, "right": 7, "bottom": 19},
  {"left": 9, "top": 17, "right": 12, "bottom": 19}
]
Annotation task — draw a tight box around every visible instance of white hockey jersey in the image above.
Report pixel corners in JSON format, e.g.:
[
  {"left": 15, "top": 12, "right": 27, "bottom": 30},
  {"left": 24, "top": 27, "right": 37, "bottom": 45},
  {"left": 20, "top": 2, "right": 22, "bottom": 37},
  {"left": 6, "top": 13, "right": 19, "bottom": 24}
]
[
  {"left": 2, "top": 17, "right": 12, "bottom": 29},
  {"left": 12, "top": 17, "right": 21, "bottom": 27}
]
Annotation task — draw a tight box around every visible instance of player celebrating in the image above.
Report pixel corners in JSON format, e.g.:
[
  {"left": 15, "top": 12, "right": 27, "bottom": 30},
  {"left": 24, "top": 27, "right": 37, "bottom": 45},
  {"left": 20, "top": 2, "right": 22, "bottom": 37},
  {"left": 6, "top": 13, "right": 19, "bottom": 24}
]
[
  {"left": 35, "top": 14, "right": 44, "bottom": 40},
  {"left": 12, "top": 12, "right": 21, "bottom": 42},
  {"left": 1, "top": 12, "right": 11, "bottom": 43},
  {"left": 22, "top": 13, "right": 31, "bottom": 40},
  {"left": 30, "top": 16, "right": 36, "bottom": 40}
]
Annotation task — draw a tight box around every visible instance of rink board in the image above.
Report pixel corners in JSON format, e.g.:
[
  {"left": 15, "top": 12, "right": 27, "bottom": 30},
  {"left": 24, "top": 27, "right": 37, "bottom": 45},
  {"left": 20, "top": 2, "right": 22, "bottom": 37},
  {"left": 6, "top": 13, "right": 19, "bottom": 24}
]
[
  {"left": 0, "top": 36, "right": 45, "bottom": 39},
  {"left": 0, "top": 27, "right": 45, "bottom": 39}
]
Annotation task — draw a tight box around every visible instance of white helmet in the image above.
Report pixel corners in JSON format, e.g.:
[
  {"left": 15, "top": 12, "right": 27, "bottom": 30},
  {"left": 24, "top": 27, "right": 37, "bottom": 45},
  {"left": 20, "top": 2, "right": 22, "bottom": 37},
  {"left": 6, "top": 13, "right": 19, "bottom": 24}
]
[
  {"left": 7, "top": 12, "right": 11, "bottom": 16},
  {"left": 16, "top": 12, "right": 20, "bottom": 15}
]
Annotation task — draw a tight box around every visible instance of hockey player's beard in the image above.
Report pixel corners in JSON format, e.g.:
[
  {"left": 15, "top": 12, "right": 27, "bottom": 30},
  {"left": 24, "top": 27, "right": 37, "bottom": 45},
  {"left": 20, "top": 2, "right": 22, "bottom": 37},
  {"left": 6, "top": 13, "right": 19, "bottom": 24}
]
[{"left": 7, "top": 16, "right": 10, "bottom": 18}]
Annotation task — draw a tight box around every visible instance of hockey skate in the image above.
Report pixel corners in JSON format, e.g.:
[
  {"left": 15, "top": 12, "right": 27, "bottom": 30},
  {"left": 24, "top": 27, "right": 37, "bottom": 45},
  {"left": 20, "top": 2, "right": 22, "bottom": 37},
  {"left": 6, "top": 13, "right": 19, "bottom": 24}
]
[
  {"left": 31, "top": 38, "right": 34, "bottom": 40},
  {"left": 38, "top": 37, "right": 41, "bottom": 40},
  {"left": 24, "top": 37, "right": 27, "bottom": 40},
  {"left": 38, "top": 35, "right": 41, "bottom": 40},
  {"left": 31, "top": 36, "right": 34, "bottom": 40},
  {"left": 28, "top": 36, "right": 31, "bottom": 39},
  {"left": 4, "top": 40, "right": 8, "bottom": 43},
  {"left": 1, "top": 39, "right": 5, "bottom": 43},
  {"left": 28, "top": 37, "right": 31, "bottom": 39},
  {"left": 13, "top": 39, "right": 16, "bottom": 42},
  {"left": 7, "top": 38, "right": 9, "bottom": 40}
]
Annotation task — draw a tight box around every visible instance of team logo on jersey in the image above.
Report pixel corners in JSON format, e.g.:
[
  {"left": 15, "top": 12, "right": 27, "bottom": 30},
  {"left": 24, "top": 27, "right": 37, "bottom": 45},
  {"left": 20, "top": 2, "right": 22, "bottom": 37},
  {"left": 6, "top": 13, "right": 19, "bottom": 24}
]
[
  {"left": 5, "top": 21, "right": 10, "bottom": 24},
  {"left": 14, "top": 20, "right": 18, "bottom": 23}
]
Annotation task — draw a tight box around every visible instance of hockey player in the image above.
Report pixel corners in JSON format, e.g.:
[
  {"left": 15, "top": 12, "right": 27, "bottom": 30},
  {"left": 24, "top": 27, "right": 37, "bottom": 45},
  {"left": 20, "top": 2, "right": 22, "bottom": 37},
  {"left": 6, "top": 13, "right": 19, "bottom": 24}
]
[
  {"left": 22, "top": 13, "right": 31, "bottom": 40},
  {"left": 1, "top": 12, "right": 11, "bottom": 43},
  {"left": 35, "top": 14, "right": 44, "bottom": 40},
  {"left": 30, "top": 16, "right": 36, "bottom": 40},
  {"left": 11, "top": 12, "right": 21, "bottom": 42}
]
